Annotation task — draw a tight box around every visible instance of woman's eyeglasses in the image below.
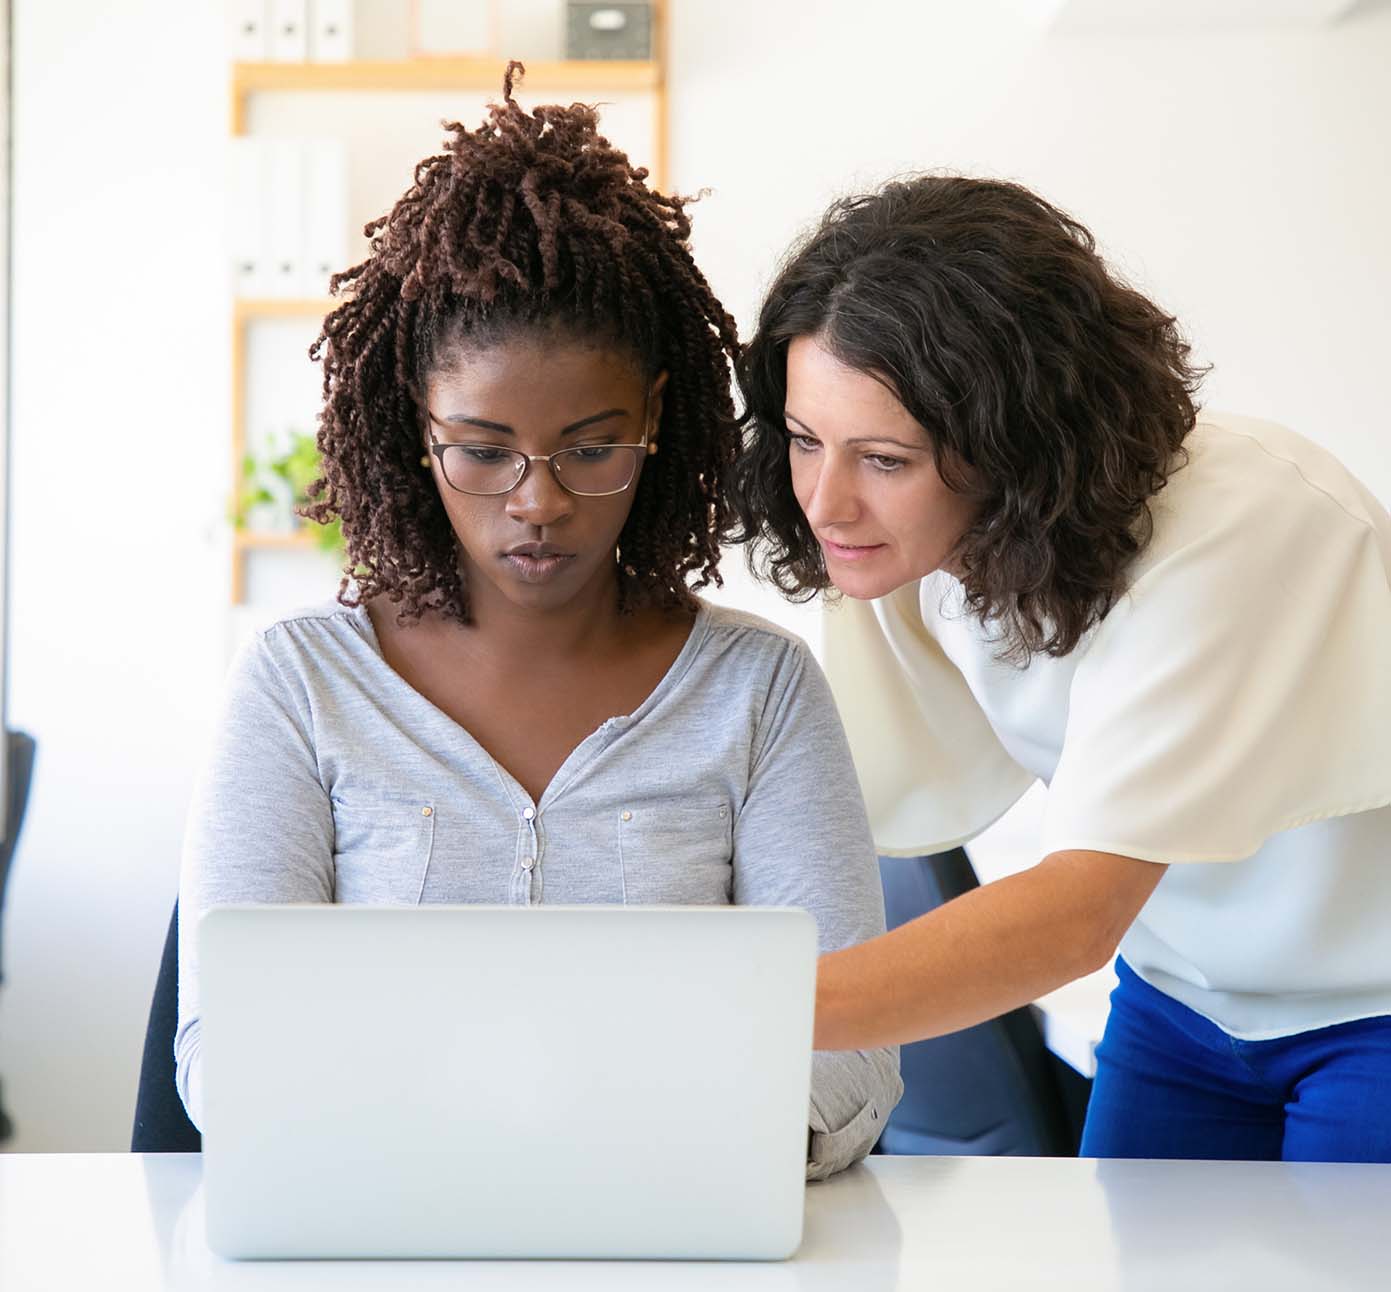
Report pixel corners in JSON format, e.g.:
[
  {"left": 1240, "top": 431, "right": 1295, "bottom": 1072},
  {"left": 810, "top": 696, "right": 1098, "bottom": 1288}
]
[{"left": 426, "top": 419, "right": 650, "bottom": 498}]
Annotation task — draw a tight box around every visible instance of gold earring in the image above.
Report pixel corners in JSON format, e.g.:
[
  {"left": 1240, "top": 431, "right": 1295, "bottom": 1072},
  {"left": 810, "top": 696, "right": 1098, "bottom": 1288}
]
[
  {"left": 646, "top": 442, "right": 658, "bottom": 456},
  {"left": 420, "top": 455, "right": 431, "bottom": 468}
]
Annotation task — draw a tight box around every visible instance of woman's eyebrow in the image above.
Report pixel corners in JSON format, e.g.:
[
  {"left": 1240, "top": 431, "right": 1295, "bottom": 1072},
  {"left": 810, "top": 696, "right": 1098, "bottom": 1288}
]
[
  {"left": 561, "top": 408, "right": 628, "bottom": 435},
  {"left": 784, "top": 410, "right": 924, "bottom": 452},
  {"left": 430, "top": 409, "right": 628, "bottom": 436},
  {"left": 434, "top": 414, "right": 512, "bottom": 433}
]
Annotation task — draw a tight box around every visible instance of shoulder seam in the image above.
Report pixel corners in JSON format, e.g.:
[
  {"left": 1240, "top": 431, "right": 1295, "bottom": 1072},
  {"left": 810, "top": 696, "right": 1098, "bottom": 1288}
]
[
  {"left": 1211, "top": 421, "right": 1377, "bottom": 535},
  {"left": 256, "top": 603, "right": 364, "bottom": 643},
  {"left": 700, "top": 604, "right": 811, "bottom": 652}
]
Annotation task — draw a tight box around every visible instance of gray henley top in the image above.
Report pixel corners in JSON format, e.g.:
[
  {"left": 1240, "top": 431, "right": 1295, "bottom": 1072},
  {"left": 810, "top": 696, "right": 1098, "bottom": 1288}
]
[{"left": 176, "top": 599, "right": 902, "bottom": 1179}]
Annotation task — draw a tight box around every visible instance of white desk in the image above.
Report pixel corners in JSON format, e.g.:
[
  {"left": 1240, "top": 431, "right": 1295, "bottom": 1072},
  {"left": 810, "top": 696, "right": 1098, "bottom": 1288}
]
[{"left": 2, "top": 1152, "right": 1387, "bottom": 1290}]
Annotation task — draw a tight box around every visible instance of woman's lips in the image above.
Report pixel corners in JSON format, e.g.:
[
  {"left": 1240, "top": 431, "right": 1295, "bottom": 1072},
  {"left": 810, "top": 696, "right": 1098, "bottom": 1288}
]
[
  {"left": 502, "top": 552, "right": 576, "bottom": 582},
  {"left": 819, "top": 538, "right": 887, "bottom": 563}
]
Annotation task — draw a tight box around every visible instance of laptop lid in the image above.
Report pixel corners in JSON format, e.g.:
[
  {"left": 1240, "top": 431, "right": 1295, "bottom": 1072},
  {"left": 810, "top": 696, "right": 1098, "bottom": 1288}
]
[{"left": 199, "top": 905, "right": 816, "bottom": 1260}]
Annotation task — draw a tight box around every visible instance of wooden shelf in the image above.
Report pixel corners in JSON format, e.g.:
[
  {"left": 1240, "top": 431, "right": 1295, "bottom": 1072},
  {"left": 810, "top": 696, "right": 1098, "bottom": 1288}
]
[
  {"left": 231, "top": 527, "right": 341, "bottom": 601},
  {"left": 234, "top": 529, "right": 322, "bottom": 551},
  {"left": 229, "top": 298, "right": 339, "bottom": 600},
  {"left": 231, "top": 58, "right": 661, "bottom": 133},
  {"left": 234, "top": 297, "right": 338, "bottom": 324}
]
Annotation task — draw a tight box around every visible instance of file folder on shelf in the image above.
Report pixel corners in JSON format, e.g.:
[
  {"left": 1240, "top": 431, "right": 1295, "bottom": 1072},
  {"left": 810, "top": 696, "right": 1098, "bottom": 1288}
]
[
  {"left": 269, "top": 0, "right": 309, "bottom": 62},
  {"left": 308, "top": 0, "right": 353, "bottom": 62},
  {"left": 228, "top": 0, "right": 270, "bottom": 61}
]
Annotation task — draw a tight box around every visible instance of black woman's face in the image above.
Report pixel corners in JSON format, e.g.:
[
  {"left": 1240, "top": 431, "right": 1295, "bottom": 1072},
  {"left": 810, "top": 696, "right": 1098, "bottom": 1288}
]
[{"left": 423, "top": 335, "right": 667, "bottom": 616}]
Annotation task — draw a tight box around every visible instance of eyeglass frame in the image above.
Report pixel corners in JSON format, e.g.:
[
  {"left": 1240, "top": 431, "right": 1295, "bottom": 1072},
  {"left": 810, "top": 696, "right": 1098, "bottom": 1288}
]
[{"left": 423, "top": 410, "right": 656, "bottom": 498}]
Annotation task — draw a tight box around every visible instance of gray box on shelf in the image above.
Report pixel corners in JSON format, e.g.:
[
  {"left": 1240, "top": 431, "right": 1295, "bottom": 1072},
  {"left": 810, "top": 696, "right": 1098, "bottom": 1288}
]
[{"left": 564, "top": 3, "right": 652, "bottom": 60}]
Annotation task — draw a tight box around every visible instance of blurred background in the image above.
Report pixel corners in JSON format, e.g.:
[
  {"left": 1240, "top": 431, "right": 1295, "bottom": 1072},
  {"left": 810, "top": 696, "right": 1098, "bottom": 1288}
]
[{"left": 1, "top": 0, "right": 1388, "bottom": 1151}]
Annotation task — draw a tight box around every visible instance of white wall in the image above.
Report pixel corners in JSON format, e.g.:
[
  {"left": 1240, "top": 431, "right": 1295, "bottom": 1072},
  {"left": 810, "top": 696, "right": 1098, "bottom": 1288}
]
[
  {"left": 0, "top": 0, "right": 11, "bottom": 838},
  {"left": 2, "top": 0, "right": 1389, "bottom": 1150},
  {"left": 673, "top": 0, "right": 1391, "bottom": 505},
  {"left": 2, "top": 1, "right": 228, "bottom": 1149}
]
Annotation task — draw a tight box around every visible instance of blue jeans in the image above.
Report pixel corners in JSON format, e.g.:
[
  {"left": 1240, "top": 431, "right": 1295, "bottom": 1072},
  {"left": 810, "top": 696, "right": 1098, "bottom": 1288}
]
[{"left": 1081, "top": 958, "right": 1391, "bottom": 1162}]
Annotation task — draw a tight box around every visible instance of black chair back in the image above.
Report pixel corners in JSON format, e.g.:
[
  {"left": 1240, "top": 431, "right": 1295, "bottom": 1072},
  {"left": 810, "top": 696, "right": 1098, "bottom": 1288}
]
[
  {"left": 131, "top": 903, "right": 202, "bottom": 1152},
  {"left": 875, "top": 850, "right": 1082, "bottom": 1156},
  {"left": 1, "top": 730, "right": 38, "bottom": 985},
  {"left": 1, "top": 730, "right": 38, "bottom": 1142}
]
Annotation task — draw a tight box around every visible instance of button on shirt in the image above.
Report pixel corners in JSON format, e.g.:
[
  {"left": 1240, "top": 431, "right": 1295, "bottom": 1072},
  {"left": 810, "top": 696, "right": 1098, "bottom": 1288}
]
[{"left": 176, "top": 600, "right": 902, "bottom": 1178}]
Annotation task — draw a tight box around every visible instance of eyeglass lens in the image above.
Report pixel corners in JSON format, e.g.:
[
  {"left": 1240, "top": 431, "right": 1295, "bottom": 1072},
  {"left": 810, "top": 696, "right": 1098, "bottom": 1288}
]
[{"left": 438, "top": 444, "right": 642, "bottom": 496}]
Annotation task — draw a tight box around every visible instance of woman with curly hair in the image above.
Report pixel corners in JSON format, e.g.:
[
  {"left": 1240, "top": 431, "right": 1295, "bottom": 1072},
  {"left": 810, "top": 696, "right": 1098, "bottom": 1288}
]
[
  {"left": 175, "top": 67, "right": 900, "bottom": 1177},
  {"left": 732, "top": 175, "right": 1391, "bottom": 1162}
]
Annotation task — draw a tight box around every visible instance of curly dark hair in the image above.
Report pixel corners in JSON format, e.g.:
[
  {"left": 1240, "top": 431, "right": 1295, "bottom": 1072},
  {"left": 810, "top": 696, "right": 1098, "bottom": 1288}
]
[
  {"left": 305, "top": 62, "right": 741, "bottom": 624},
  {"left": 730, "top": 174, "right": 1207, "bottom": 661}
]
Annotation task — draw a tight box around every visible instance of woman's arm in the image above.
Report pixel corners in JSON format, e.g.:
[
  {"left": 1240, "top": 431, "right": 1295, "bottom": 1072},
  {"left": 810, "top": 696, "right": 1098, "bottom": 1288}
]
[
  {"left": 175, "top": 632, "right": 336, "bottom": 1130},
  {"left": 732, "top": 635, "right": 904, "bottom": 1180},
  {"left": 815, "top": 848, "right": 1167, "bottom": 1052}
]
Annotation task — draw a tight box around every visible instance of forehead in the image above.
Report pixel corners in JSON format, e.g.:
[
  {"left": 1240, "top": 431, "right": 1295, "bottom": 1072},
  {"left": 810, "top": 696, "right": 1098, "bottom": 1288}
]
[
  {"left": 784, "top": 335, "right": 921, "bottom": 435},
  {"left": 427, "top": 336, "right": 645, "bottom": 412}
]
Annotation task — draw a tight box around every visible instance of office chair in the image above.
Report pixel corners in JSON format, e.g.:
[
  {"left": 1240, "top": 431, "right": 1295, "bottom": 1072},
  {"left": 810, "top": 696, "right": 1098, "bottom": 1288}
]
[
  {"left": 873, "top": 849, "right": 1086, "bottom": 1156},
  {"left": 1, "top": 730, "right": 38, "bottom": 1143},
  {"left": 131, "top": 902, "right": 202, "bottom": 1152},
  {"left": 0, "top": 730, "right": 38, "bottom": 983}
]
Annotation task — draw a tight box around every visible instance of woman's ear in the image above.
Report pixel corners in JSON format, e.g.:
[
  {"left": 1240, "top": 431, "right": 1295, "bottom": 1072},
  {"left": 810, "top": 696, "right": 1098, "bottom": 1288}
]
[{"left": 646, "top": 370, "right": 670, "bottom": 452}]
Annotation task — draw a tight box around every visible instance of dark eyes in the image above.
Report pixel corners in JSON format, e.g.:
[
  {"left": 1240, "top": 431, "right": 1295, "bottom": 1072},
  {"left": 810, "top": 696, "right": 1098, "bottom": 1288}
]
[
  {"left": 787, "top": 432, "right": 905, "bottom": 473},
  {"left": 460, "top": 446, "right": 511, "bottom": 465},
  {"left": 456, "top": 443, "right": 616, "bottom": 464}
]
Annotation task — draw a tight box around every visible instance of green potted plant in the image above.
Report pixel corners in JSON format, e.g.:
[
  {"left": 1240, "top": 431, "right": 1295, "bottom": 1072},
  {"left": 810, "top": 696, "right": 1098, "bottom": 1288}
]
[{"left": 233, "top": 429, "right": 345, "bottom": 559}]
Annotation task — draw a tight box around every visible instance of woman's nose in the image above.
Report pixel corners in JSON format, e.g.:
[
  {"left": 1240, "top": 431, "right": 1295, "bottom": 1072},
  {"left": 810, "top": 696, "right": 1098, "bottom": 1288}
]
[
  {"left": 800, "top": 452, "right": 860, "bottom": 530},
  {"left": 505, "top": 459, "right": 575, "bottom": 527}
]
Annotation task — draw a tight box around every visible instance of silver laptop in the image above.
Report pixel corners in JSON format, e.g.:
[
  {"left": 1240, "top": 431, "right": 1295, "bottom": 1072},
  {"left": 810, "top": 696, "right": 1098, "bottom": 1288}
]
[{"left": 198, "top": 904, "right": 817, "bottom": 1260}]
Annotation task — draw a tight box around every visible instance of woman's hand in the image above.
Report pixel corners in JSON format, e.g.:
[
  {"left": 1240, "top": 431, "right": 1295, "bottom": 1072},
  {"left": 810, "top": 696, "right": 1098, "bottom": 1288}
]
[{"left": 813, "top": 849, "right": 1168, "bottom": 1052}]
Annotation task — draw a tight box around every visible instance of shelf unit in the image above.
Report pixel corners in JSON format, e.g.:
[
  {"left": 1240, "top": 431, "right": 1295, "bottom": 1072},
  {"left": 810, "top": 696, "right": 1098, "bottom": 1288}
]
[
  {"left": 230, "top": 297, "right": 336, "bottom": 604},
  {"left": 227, "top": 6, "right": 670, "bottom": 604},
  {"left": 231, "top": 57, "right": 662, "bottom": 129}
]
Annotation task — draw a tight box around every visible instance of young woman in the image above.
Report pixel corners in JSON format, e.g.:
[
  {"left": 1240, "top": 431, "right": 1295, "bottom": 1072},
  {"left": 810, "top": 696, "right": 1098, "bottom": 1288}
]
[
  {"left": 731, "top": 174, "right": 1391, "bottom": 1162},
  {"left": 176, "top": 67, "right": 900, "bottom": 1178}
]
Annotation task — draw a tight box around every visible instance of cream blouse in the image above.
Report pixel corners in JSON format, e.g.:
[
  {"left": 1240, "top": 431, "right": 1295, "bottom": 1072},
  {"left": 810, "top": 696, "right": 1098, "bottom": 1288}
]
[{"left": 824, "top": 412, "right": 1391, "bottom": 1039}]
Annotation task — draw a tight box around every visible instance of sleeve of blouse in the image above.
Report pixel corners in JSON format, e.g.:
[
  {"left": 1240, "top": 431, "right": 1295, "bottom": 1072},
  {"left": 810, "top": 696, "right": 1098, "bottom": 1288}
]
[
  {"left": 1043, "top": 455, "right": 1391, "bottom": 864},
  {"left": 822, "top": 586, "right": 1035, "bottom": 855},
  {"left": 174, "top": 631, "right": 336, "bottom": 1131},
  {"left": 731, "top": 634, "right": 904, "bottom": 1181}
]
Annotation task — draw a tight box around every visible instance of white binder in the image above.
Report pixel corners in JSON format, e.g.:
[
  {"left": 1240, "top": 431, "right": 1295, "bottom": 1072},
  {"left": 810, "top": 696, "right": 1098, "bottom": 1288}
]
[
  {"left": 308, "top": 0, "right": 353, "bottom": 62},
  {"left": 263, "top": 139, "right": 304, "bottom": 298},
  {"left": 227, "top": 138, "right": 268, "bottom": 297},
  {"left": 228, "top": 0, "right": 270, "bottom": 60},
  {"left": 301, "top": 140, "right": 349, "bottom": 297},
  {"left": 269, "top": 0, "right": 309, "bottom": 61}
]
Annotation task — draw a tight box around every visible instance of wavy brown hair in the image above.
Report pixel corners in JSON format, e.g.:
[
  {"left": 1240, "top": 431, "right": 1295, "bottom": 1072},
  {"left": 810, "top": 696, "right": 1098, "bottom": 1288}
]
[
  {"left": 305, "top": 63, "right": 741, "bottom": 624},
  {"left": 730, "top": 175, "right": 1207, "bottom": 661}
]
